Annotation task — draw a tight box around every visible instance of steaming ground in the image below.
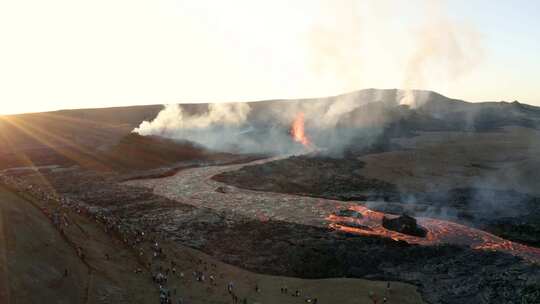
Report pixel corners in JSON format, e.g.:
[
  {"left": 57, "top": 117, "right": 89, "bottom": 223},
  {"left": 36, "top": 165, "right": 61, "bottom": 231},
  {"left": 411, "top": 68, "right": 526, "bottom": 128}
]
[{"left": 216, "top": 127, "right": 540, "bottom": 247}]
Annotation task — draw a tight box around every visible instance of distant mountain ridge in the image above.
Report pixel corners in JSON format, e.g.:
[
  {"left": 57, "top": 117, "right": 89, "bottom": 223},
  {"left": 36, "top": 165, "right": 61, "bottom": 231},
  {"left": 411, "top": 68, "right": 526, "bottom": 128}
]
[{"left": 1, "top": 89, "right": 539, "bottom": 168}]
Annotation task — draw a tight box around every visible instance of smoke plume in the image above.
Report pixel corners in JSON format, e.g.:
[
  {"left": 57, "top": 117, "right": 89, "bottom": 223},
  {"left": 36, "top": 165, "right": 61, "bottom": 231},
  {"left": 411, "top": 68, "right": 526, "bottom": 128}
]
[
  {"left": 135, "top": 103, "right": 250, "bottom": 133},
  {"left": 400, "top": 1, "right": 484, "bottom": 107},
  {"left": 132, "top": 89, "right": 403, "bottom": 156},
  {"left": 132, "top": 0, "right": 485, "bottom": 156}
]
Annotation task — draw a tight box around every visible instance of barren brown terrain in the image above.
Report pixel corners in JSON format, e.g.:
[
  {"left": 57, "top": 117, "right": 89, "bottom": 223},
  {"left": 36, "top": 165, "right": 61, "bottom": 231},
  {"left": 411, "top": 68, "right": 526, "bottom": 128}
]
[{"left": 359, "top": 127, "right": 540, "bottom": 196}]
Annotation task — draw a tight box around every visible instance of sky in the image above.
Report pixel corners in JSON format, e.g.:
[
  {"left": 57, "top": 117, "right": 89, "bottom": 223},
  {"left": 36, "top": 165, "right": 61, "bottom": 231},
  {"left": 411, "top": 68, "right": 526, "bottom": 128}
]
[{"left": 0, "top": 0, "right": 539, "bottom": 114}]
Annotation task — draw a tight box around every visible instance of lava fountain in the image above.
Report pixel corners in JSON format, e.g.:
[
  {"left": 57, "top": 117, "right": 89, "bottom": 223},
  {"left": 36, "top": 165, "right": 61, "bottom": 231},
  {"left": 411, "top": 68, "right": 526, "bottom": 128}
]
[{"left": 290, "top": 112, "right": 310, "bottom": 147}]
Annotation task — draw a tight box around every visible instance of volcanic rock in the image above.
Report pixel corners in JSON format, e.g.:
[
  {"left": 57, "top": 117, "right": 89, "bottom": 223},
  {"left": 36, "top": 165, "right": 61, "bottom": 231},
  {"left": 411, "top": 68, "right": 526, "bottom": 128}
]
[
  {"left": 334, "top": 209, "right": 363, "bottom": 218},
  {"left": 215, "top": 186, "right": 233, "bottom": 194},
  {"left": 382, "top": 214, "right": 427, "bottom": 237},
  {"left": 334, "top": 221, "right": 372, "bottom": 231},
  {"left": 102, "top": 133, "right": 211, "bottom": 170}
]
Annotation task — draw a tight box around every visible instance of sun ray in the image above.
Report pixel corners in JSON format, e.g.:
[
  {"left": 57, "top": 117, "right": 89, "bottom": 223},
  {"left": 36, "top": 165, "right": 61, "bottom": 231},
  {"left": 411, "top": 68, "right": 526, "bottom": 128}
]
[
  {"left": 0, "top": 115, "right": 112, "bottom": 172},
  {"left": 0, "top": 122, "right": 59, "bottom": 196}
]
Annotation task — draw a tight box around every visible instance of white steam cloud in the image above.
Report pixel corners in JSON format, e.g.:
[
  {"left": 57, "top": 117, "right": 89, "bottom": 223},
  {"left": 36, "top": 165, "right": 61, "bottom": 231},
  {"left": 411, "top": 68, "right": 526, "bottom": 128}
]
[
  {"left": 400, "top": 1, "right": 484, "bottom": 107},
  {"left": 135, "top": 103, "right": 250, "bottom": 134}
]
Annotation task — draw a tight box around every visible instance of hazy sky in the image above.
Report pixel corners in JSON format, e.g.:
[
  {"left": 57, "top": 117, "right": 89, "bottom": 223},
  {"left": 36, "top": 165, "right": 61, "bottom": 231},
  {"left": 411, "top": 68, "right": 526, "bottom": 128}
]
[{"left": 0, "top": 0, "right": 539, "bottom": 114}]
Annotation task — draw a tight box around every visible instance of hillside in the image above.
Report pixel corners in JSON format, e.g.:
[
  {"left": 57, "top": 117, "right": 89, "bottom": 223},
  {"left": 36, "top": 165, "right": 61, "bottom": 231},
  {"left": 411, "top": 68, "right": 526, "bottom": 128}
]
[{"left": 2, "top": 89, "right": 540, "bottom": 304}]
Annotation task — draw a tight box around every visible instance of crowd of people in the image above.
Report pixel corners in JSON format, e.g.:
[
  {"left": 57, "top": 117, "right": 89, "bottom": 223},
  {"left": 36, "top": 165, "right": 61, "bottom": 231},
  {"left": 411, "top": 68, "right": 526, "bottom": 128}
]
[
  {"left": 0, "top": 172, "right": 149, "bottom": 255},
  {"left": 0, "top": 172, "right": 395, "bottom": 304},
  {"left": 0, "top": 173, "right": 167, "bottom": 299}
]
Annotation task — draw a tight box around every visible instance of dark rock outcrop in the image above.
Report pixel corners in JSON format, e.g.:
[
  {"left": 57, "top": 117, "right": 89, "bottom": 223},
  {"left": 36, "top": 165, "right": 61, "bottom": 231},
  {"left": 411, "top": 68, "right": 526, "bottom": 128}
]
[
  {"left": 334, "top": 221, "right": 373, "bottom": 231},
  {"left": 334, "top": 209, "right": 363, "bottom": 218},
  {"left": 382, "top": 214, "right": 427, "bottom": 237}
]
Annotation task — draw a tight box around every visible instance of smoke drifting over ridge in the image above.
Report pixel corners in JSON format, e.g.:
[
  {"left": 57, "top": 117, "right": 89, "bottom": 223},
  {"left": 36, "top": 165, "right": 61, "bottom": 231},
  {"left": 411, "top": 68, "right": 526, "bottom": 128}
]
[
  {"left": 133, "top": 102, "right": 270, "bottom": 153},
  {"left": 133, "top": 1, "right": 484, "bottom": 156},
  {"left": 132, "top": 89, "right": 424, "bottom": 155},
  {"left": 400, "top": 2, "right": 483, "bottom": 107}
]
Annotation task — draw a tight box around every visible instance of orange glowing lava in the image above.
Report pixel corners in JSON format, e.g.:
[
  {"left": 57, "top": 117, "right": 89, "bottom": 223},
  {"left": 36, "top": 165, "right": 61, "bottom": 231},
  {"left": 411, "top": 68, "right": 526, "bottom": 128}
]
[
  {"left": 291, "top": 113, "right": 310, "bottom": 147},
  {"left": 327, "top": 205, "right": 540, "bottom": 263}
]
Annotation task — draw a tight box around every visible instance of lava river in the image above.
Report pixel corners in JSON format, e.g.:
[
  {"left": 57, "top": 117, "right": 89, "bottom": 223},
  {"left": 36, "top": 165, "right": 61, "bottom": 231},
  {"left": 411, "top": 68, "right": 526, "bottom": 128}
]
[
  {"left": 125, "top": 157, "right": 540, "bottom": 264},
  {"left": 327, "top": 205, "right": 540, "bottom": 263}
]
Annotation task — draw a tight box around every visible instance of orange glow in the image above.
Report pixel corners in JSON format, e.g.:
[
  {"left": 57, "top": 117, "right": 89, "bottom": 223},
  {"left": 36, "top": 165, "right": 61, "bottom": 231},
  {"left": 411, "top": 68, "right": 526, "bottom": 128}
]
[
  {"left": 290, "top": 112, "right": 310, "bottom": 147},
  {"left": 326, "top": 205, "right": 540, "bottom": 263}
]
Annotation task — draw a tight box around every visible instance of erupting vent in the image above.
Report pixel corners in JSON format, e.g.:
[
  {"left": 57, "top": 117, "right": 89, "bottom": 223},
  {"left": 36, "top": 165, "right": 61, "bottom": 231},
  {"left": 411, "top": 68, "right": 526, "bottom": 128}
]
[{"left": 290, "top": 112, "right": 310, "bottom": 147}]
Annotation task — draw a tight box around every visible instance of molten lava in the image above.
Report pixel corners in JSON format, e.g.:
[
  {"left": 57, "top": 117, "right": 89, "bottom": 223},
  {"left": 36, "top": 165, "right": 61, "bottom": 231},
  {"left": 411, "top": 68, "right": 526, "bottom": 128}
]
[
  {"left": 327, "top": 205, "right": 540, "bottom": 263},
  {"left": 291, "top": 112, "right": 310, "bottom": 147}
]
